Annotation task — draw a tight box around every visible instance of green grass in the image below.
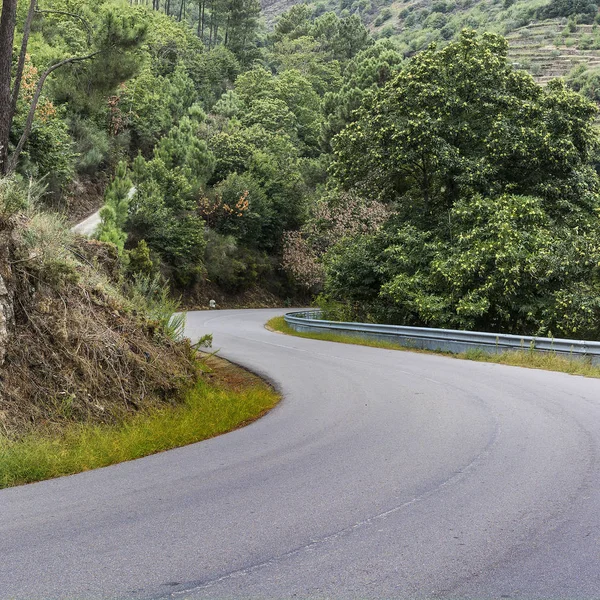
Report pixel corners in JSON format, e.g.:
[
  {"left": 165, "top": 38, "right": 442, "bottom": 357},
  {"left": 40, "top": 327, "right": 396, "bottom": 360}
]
[
  {"left": 267, "top": 316, "right": 600, "bottom": 379},
  {"left": 0, "top": 369, "right": 280, "bottom": 489}
]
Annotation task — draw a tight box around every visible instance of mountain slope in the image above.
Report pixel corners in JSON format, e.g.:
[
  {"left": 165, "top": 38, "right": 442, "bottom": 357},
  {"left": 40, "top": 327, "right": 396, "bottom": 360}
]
[{"left": 261, "top": 0, "right": 600, "bottom": 85}]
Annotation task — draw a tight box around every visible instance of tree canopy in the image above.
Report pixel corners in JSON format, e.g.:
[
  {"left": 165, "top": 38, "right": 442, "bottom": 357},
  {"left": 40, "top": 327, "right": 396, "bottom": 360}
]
[{"left": 321, "top": 31, "right": 600, "bottom": 339}]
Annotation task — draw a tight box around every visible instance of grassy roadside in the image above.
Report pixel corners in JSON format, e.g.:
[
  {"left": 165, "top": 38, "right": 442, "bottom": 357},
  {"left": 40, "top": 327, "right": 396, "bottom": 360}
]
[
  {"left": 0, "top": 356, "right": 280, "bottom": 489},
  {"left": 267, "top": 316, "right": 600, "bottom": 379}
]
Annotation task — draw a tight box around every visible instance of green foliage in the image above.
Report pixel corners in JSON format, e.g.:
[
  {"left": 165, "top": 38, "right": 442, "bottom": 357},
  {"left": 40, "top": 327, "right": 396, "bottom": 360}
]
[
  {"left": 50, "top": 6, "right": 147, "bottom": 115},
  {"left": 119, "top": 62, "right": 197, "bottom": 152},
  {"left": 127, "top": 239, "right": 158, "bottom": 278},
  {"left": 154, "top": 116, "right": 215, "bottom": 187},
  {"left": 187, "top": 46, "right": 241, "bottom": 109},
  {"left": 323, "top": 31, "right": 600, "bottom": 339},
  {"left": 24, "top": 0, "right": 600, "bottom": 327},
  {"left": 566, "top": 64, "right": 600, "bottom": 102},
  {"left": 127, "top": 151, "right": 206, "bottom": 286},
  {"left": 222, "top": 0, "right": 262, "bottom": 64},
  {"left": 70, "top": 118, "right": 111, "bottom": 174},
  {"left": 97, "top": 161, "right": 132, "bottom": 253},
  {"left": 273, "top": 5, "right": 315, "bottom": 41},
  {"left": 213, "top": 90, "right": 243, "bottom": 118},
  {"left": 332, "top": 31, "right": 598, "bottom": 218},
  {"left": 321, "top": 40, "right": 403, "bottom": 149},
  {"left": 11, "top": 65, "right": 76, "bottom": 191},
  {"left": 539, "top": 0, "right": 599, "bottom": 19},
  {"left": 211, "top": 172, "right": 273, "bottom": 247},
  {"left": 378, "top": 195, "right": 600, "bottom": 337}
]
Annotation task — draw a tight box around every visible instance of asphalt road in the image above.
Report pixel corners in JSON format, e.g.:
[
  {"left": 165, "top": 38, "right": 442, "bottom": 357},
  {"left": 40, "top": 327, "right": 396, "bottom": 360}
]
[
  {"left": 2, "top": 308, "right": 600, "bottom": 599},
  {"left": 70, "top": 209, "right": 101, "bottom": 236}
]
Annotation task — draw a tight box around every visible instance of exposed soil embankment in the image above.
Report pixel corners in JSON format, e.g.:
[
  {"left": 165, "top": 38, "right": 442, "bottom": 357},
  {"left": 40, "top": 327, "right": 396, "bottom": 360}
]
[{"left": 0, "top": 211, "right": 197, "bottom": 439}]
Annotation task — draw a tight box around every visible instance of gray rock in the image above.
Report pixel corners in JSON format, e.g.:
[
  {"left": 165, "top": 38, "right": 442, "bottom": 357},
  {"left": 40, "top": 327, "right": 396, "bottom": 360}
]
[{"left": 0, "top": 273, "right": 13, "bottom": 366}]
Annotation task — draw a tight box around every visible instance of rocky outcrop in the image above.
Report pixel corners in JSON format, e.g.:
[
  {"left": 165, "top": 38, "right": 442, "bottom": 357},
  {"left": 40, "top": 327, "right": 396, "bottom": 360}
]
[
  {"left": 0, "top": 275, "right": 13, "bottom": 366},
  {"left": 0, "top": 231, "right": 13, "bottom": 367}
]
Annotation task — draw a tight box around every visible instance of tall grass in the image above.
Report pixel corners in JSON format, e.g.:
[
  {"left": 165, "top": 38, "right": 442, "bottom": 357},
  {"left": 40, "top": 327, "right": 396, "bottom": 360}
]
[
  {"left": 267, "top": 317, "right": 600, "bottom": 378},
  {"left": 0, "top": 378, "right": 279, "bottom": 489}
]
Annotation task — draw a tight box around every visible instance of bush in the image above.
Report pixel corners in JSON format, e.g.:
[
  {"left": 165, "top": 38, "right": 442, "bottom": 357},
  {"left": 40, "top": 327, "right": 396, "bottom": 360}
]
[
  {"left": 0, "top": 178, "right": 30, "bottom": 221},
  {"left": 17, "top": 211, "right": 79, "bottom": 287},
  {"left": 374, "top": 8, "right": 392, "bottom": 25},
  {"left": 127, "top": 240, "right": 158, "bottom": 277}
]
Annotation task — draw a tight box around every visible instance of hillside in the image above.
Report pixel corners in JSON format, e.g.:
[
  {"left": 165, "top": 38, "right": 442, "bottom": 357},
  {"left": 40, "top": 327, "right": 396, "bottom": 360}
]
[
  {"left": 261, "top": 0, "right": 600, "bottom": 84},
  {"left": 0, "top": 180, "right": 198, "bottom": 438},
  {"left": 3, "top": 0, "right": 599, "bottom": 349}
]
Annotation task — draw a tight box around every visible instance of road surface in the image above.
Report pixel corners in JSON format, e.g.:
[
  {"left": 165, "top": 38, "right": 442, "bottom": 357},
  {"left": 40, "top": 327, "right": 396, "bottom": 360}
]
[
  {"left": 1, "top": 308, "right": 600, "bottom": 599},
  {"left": 70, "top": 188, "right": 135, "bottom": 237},
  {"left": 70, "top": 209, "right": 101, "bottom": 236}
]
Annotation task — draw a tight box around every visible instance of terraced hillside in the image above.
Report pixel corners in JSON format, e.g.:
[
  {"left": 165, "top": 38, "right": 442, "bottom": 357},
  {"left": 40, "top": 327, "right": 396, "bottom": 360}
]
[{"left": 506, "top": 21, "right": 600, "bottom": 83}]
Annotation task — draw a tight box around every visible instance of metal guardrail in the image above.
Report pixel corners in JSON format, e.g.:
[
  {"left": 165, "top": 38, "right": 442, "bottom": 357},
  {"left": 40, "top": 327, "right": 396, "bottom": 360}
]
[{"left": 284, "top": 311, "right": 600, "bottom": 364}]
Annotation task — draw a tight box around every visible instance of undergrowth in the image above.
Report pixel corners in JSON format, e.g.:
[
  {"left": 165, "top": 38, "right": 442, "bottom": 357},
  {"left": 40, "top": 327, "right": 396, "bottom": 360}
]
[{"left": 267, "top": 316, "right": 600, "bottom": 378}]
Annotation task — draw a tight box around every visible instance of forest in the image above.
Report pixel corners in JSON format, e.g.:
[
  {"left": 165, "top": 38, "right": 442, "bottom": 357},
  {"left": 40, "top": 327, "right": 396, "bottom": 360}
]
[{"left": 2, "top": 0, "right": 600, "bottom": 340}]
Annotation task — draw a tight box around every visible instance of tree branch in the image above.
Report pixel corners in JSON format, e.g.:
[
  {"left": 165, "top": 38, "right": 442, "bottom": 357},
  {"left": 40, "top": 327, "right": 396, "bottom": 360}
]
[
  {"left": 7, "top": 49, "right": 106, "bottom": 174},
  {"left": 10, "top": 0, "right": 37, "bottom": 123}
]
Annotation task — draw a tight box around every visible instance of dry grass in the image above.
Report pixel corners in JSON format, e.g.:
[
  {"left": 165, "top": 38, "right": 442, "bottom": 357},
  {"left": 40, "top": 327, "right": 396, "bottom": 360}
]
[
  {"left": 1, "top": 210, "right": 198, "bottom": 437},
  {"left": 0, "top": 355, "right": 280, "bottom": 489},
  {"left": 267, "top": 317, "right": 600, "bottom": 379}
]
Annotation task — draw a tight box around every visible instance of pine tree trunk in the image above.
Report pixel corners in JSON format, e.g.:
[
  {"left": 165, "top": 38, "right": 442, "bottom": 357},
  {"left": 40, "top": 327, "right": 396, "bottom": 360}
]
[
  {"left": 0, "top": 0, "right": 18, "bottom": 175},
  {"left": 200, "top": 0, "right": 205, "bottom": 38}
]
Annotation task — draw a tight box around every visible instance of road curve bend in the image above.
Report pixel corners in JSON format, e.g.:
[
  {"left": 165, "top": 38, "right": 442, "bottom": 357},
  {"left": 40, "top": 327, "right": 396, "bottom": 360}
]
[{"left": 1, "top": 308, "right": 600, "bottom": 599}]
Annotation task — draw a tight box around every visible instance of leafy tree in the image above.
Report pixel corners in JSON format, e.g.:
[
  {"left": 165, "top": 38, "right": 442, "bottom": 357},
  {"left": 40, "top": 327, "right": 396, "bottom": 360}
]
[
  {"left": 233, "top": 66, "right": 274, "bottom": 104},
  {"left": 213, "top": 89, "right": 242, "bottom": 117},
  {"left": 187, "top": 44, "right": 240, "bottom": 108},
  {"left": 123, "top": 108, "right": 214, "bottom": 284},
  {"left": 0, "top": 0, "right": 146, "bottom": 175},
  {"left": 273, "top": 69, "right": 322, "bottom": 152},
  {"left": 127, "top": 239, "right": 158, "bottom": 277},
  {"left": 128, "top": 152, "right": 206, "bottom": 285},
  {"left": 322, "top": 31, "right": 600, "bottom": 339},
  {"left": 240, "top": 98, "right": 298, "bottom": 137},
  {"left": 321, "top": 40, "right": 403, "bottom": 149},
  {"left": 332, "top": 31, "right": 598, "bottom": 223},
  {"left": 154, "top": 113, "right": 215, "bottom": 187},
  {"left": 271, "top": 35, "right": 342, "bottom": 96},
  {"left": 223, "top": 0, "right": 261, "bottom": 64},
  {"left": 209, "top": 129, "right": 255, "bottom": 183},
  {"left": 211, "top": 171, "right": 274, "bottom": 248},
  {"left": 272, "top": 4, "right": 314, "bottom": 42},
  {"left": 120, "top": 62, "right": 196, "bottom": 152}
]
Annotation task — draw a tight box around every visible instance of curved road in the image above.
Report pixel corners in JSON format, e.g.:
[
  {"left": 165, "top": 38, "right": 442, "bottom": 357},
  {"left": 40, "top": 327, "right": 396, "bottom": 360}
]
[{"left": 2, "top": 308, "right": 600, "bottom": 599}]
